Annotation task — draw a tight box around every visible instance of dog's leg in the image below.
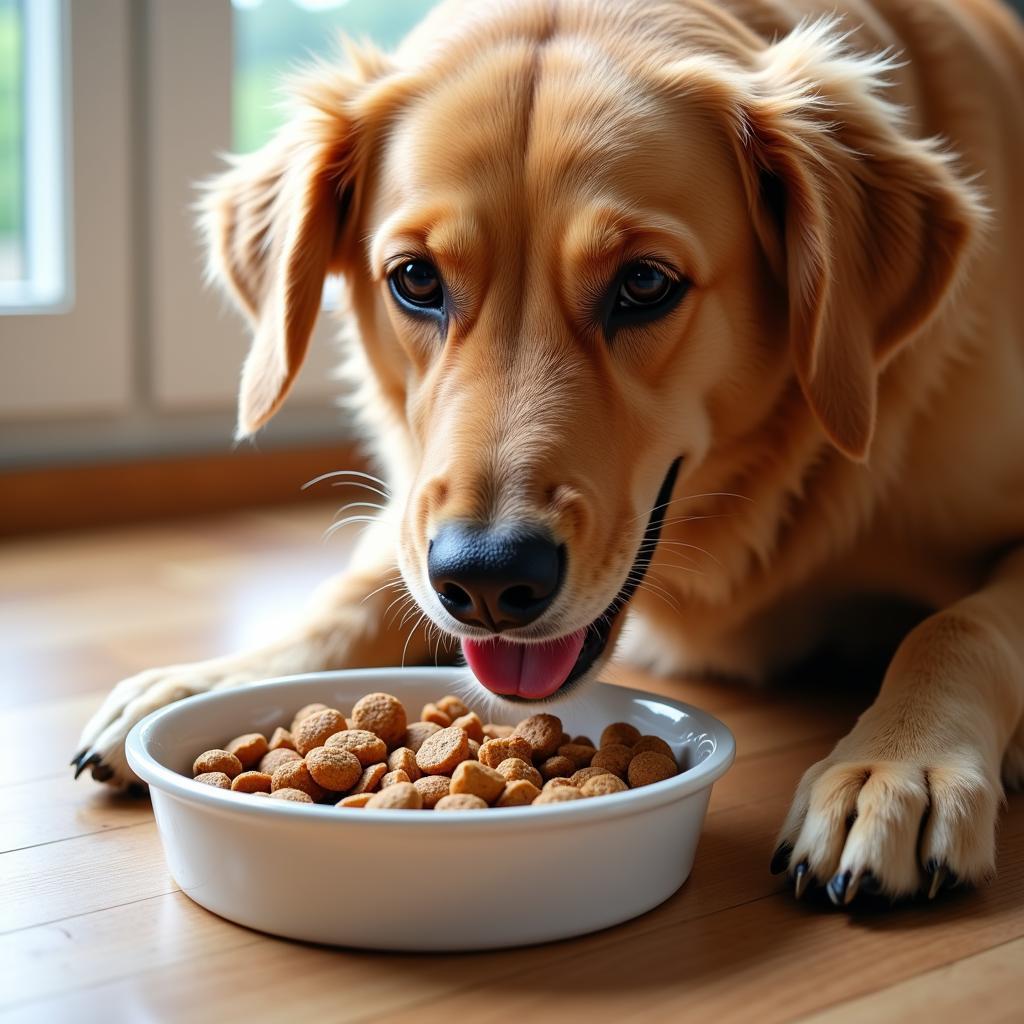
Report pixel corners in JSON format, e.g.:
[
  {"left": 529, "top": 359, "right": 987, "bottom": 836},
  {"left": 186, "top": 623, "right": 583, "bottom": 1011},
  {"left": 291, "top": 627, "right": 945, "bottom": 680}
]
[
  {"left": 773, "top": 545, "right": 1024, "bottom": 904},
  {"left": 73, "top": 526, "right": 441, "bottom": 788}
]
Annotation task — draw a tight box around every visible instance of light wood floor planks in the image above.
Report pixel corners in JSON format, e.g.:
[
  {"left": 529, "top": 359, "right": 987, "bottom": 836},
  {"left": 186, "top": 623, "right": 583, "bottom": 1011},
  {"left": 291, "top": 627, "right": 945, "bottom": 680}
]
[{"left": 1, "top": 505, "right": 1021, "bottom": 1022}]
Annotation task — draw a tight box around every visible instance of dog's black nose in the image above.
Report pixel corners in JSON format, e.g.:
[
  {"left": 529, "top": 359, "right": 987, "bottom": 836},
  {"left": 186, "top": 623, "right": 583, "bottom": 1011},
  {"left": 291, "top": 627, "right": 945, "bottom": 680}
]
[{"left": 427, "top": 523, "right": 564, "bottom": 631}]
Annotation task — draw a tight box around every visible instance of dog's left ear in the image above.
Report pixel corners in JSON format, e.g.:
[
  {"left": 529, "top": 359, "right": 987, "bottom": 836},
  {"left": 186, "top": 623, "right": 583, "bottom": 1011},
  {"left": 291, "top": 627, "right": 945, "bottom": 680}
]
[{"left": 730, "top": 21, "right": 986, "bottom": 460}]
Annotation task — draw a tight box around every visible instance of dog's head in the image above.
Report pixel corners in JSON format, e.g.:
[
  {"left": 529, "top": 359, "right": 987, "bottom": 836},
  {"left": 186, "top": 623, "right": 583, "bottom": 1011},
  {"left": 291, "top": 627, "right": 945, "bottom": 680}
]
[{"left": 202, "top": 2, "right": 981, "bottom": 699}]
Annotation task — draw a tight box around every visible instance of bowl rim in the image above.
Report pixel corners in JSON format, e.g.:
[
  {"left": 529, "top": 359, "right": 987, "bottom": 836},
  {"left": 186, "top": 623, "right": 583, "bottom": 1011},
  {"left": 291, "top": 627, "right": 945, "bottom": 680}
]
[{"left": 126, "top": 667, "right": 736, "bottom": 829}]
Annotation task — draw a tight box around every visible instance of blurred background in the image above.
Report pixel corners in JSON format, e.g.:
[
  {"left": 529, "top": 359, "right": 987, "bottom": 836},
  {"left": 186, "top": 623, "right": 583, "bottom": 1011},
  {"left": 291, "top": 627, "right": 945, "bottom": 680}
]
[{"left": 0, "top": 0, "right": 437, "bottom": 536}]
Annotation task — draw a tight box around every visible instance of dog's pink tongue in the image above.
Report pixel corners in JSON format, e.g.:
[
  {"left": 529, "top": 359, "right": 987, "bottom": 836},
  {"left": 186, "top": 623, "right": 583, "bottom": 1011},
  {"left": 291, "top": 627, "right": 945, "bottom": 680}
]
[{"left": 462, "top": 630, "right": 586, "bottom": 699}]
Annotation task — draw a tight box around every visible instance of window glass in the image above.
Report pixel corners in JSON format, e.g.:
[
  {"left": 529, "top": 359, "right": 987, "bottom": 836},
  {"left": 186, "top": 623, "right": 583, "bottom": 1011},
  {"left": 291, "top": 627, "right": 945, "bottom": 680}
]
[
  {"left": 232, "top": 0, "right": 438, "bottom": 154},
  {"left": 0, "top": 0, "right": 23, "bottom": 284}
]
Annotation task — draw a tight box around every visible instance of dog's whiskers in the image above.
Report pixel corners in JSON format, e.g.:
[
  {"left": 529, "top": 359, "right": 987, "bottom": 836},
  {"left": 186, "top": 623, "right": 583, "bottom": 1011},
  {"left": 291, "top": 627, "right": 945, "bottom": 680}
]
[
  {"left": 629, "top": 490, "right": 753, "bottom": 525},
  {"left": 302, "top": 469, "right": 392, "bottom": 495}
]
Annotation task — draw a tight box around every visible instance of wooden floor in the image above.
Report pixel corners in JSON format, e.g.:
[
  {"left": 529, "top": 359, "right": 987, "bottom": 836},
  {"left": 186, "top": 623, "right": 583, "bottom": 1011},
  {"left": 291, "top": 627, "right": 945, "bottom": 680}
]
[{"left": 1, "top": 504, "right": 1021, "bottom": 1023}]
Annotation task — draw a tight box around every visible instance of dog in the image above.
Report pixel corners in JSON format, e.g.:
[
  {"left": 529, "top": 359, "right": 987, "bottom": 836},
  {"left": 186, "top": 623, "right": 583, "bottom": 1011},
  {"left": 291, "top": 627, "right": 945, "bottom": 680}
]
[{"left": 73, "top": 0, "right": 1024, "bottom": 907}]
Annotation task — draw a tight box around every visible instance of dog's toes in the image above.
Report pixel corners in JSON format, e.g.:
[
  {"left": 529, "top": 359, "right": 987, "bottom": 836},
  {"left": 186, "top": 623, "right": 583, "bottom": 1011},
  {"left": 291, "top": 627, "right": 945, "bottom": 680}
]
[{"left": 782, "top": 755, "right": 1000, "bottom": 907}]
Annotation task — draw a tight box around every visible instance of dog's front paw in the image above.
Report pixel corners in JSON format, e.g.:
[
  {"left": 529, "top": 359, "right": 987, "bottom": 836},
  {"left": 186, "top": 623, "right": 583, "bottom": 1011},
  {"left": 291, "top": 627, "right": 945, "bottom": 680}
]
[
  {"left": 72, "top": 666, "right": 212, "bottom": 789},
  {"left": 772, "top": 746, "right": 1002, "bottom": 906}
]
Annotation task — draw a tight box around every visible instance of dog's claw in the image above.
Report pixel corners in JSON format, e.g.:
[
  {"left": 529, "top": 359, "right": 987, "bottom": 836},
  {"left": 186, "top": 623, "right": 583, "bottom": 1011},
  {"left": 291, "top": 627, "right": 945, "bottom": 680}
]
[
  {"left": 927, "top": 864, "right": 949, "bottom": 900},
  {"left": 770, "top": 842, "right": 793, "bottom": 875},
  {"left": 827, "top": 870, "right": 852, "bottom": 907},
  {"left": 70, "top": 749, "right": 87, "bottom": 768},
  {"left": 793, "top": 862, "right": 811, "bottom": 900},
  {"left": 74, "top": 752, "right": 100, "bottom": 780}
]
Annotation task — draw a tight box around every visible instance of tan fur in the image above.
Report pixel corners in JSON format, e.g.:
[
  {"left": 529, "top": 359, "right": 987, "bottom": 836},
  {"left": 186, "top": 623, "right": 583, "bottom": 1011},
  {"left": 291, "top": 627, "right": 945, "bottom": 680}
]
[{"left": 80, "top": 0, "right": 1024, "bottom": 903}]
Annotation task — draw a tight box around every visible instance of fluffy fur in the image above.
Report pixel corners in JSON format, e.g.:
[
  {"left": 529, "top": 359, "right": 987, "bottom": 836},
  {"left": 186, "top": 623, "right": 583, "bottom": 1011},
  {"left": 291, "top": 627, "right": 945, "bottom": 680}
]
[{"left": 77, "top": 0, "right": 1024, "bottom": 905}]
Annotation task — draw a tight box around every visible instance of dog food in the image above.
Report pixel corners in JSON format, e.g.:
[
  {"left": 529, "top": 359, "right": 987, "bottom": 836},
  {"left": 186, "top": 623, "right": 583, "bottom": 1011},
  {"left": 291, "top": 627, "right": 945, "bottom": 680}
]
[{"left": 185, "top": 694, "right": 683, "bottom": 810}]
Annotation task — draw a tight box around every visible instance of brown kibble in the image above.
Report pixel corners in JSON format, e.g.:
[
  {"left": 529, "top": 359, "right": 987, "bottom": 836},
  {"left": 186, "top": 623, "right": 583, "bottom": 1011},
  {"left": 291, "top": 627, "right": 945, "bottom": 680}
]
[
  {"left": 325, "top": 729, "right": 388, "bottom": 766},
  {"left": 557, "top": 743, "right": 596, "bottom": 768},
  {"left": 271, "top": 787, "right": 313, "bottom": 803},
  {"left": 193, "top": 749, "right": 243, "bottom": 780},
  {"left": 271, "top": 760, "right": 327, "bottom": 801},
  {"left": 600, "top": 722, "right": 642, "bottom": 748},
  {"left": 495, "top": 757, "right": 543, "bottom": 788},
  {"left": 381, "top": 769, "right": 411, "bottom": 788},
  {"left": 350, "top": 762, "right": 388, "bottom": 794},
  {"left": 268, "top": 727, "right": 296, "bottom": 751},
  {"left": 632, "top": 735, "right": 676, "bottom": 763},
  {"left": 450, "top": 761, "right": 506, "bottom": 804},
  {"left": 534, "top": 786, "right": 583, "bottom": 804},
  {"left": 352, "top": 692, "right": 408, "bottom": 748},
  {"left": 415, "top": 726, "right": 470, "bottom": 775},
  {"left": 542, "top": 777, "right": 577, "bottom": 792},
  {"left": 404, "top": 721, "right": 442, "bottom": 752},
  {"left": 628, "top": 750, "right": 678, "bottom": 788},
  {"left": 478, "top": 735, "right": 533, "bottom": 769},
  {"left": 252, "top": 791, "right": 270, "bottom": 798},
  {"left": 581, "top": 773, "right": 629, "bottom": 797},
  {"left": 482, "top": 722, "right": 514, "bottom": 740},
  {"left": 467, "top": 739, "right": 480, "bottom": 760},
  {"left": 413, "top": 775, "right": 451, "bottom": 809},
  {"left": 230, "top": 770, "right": 273, "bottom": 794},
  {"left": 513, "top": 714, "right": 564, "bottom": 760},
  {"left": 451, "top": 711, "right": 484, "bottom": 743},
  {"left": 387, "top": 747, "right": 422, "bottom": 782},
  {"left": 437, "top": 695, "right": 470, "bottom": 720},
  {"left": 570, "top": 765, "right": 613, "bottom": 787},
  {"left": 571, "top": 734, "right": 596, "bottom": 748},
  {"left": 420, "top": 702, "right": 452, "bottom": 727},
  {"left": 293, "top": 708, "right": 348, "bottom": 756},
  {"left": 305, "top": 746, "right": 361, "bottom": 792},
  {"left": 539, "top": 755, "right": 577, "bottom": 781},
  {"left": 366, "top": 782, "right": 423, "bottom": 809},
  {"left": 225, "top": 733, "right": 268, "bottom": 770},
  {"left": 591, "top": 743, "right": 633, "bottom": 779},
  {"left": 258, "top": 747, "right": 301, "bottom": 775},
  {"left": 434, "top": 794, "right": 488, "bottom": 811},
  {"left": 337, "top": 793, "right": 373, "bottom": 808},
  {"left": 290, "top": 703, "right": 329, "bottom": 733},
  {"left": 194, "top": 771, "right": 231, "bottom": 789},
  {"left": 496, "top": 779, "right": 540, "bottom": 806}
]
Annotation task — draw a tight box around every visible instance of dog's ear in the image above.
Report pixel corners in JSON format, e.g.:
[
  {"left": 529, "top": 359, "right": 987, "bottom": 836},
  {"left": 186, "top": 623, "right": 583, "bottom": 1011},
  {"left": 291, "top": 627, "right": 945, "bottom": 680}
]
[
  {"left": 740, "top": 21, "right": 985, "bottom": 459},
  {"left": 709, "top": 21, "right": 985, "bottom": 459},
  {"left": 200, "top": 48, "right": 396, "bottom": 438}
]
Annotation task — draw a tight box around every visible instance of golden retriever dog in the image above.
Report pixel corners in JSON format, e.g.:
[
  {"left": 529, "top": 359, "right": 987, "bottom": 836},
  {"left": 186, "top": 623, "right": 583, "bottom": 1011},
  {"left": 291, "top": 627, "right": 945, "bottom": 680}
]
[{"left": 74, "top": 0, "right": 1024, "bottom": 907}]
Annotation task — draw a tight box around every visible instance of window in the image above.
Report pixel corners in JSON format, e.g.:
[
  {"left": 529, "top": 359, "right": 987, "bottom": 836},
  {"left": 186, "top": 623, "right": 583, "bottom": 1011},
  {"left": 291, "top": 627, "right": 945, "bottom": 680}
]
[
  {"left": 0, "top": 0, "right": 69, "bottom": 311},
  {"left": 232, "top": 0, "right": 438, "bottom": 153}
]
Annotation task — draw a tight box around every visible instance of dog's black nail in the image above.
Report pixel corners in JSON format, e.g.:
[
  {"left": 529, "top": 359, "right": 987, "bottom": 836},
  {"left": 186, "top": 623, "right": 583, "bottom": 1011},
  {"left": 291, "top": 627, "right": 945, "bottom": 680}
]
[
  {"left": 70, "top": 749, "right": 87, "bottom": 768},
  {"left": 91, "top": 763, "right": 114, "bottom": 783},
  {"left": 928, "top": 864, "right": 949, "bottom": 900},
  {"left": 793, "top": 862, "right": 811, "bottom": 900},
  {"left": 74, "top": 752, "right": 100, "bottom": 780},
  {"left": 827, "top": 870, "right": 852, "bottom": 907},
  {"left": 770, "top": 842, "right": 793, "bottom": 875}
]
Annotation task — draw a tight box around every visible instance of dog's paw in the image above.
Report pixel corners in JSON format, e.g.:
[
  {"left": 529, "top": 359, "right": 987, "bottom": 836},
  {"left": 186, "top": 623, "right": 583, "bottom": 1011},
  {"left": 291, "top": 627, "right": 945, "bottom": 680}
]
[
  {"left": 772, "top": 750, "right": 1002, "bottom": 906},
  {"left": 72, "top": 666, "right": 212, "bottom": 789}
]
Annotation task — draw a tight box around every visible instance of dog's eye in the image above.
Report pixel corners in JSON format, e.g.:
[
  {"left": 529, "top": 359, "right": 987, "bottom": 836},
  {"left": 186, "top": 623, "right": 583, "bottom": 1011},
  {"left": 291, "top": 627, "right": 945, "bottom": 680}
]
[
  {"left": 618, "top": 263, "right": 672, "bottom": 307},
  {"left": 390, "top": 260, "right": 444, "bottom": 311},
  {"left": 603, "top": 260, "right": 688, "bottom": 337}
]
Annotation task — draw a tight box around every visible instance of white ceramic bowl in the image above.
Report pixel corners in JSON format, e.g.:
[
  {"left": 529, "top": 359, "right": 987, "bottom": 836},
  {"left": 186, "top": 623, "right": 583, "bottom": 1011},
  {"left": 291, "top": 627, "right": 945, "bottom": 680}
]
[{"left": 126, "top": 667, "right": 734, "bottom": 950}]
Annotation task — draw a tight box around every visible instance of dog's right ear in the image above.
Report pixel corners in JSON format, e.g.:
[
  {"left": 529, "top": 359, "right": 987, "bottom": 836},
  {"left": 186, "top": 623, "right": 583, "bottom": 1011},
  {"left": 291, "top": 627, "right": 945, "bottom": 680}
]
[{"left": 201, "top": 50, "right": 396, "bottom": 438}]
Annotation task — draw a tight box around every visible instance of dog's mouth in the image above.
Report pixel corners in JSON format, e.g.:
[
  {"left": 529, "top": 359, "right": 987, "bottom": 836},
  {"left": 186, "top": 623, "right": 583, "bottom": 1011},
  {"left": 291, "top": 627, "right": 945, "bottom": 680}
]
[{"left": 461, "top": 457, "right": 683, "bottom": 700}]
